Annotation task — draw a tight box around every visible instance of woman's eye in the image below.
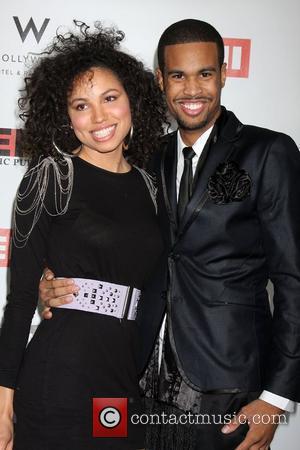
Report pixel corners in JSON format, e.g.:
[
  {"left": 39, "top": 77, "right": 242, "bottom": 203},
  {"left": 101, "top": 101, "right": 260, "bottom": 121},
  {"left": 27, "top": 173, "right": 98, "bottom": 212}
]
[
  {"left": 105, "top": 95, "right": 117, "bottom": 102},
  {"left": 76, "top": 104, "right": 87, "bottom": 111}
]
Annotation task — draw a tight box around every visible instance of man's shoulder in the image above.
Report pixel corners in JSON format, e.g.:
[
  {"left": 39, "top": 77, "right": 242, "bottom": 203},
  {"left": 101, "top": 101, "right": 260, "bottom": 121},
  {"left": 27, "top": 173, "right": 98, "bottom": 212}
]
[
  {"left": 240, "top": 123, "right": 297, "bottom": 152},
  {"left": 223, "top": 107, "right": 289, "bottom": 141},
  {"left": 159, "top": 130, "right": 177, "bottom": 147},
  {"left": 220, "top": 109, "right": 299, "bottom": 167},
  {"left": 242, "top": 123, "right": 281, "bottom": 138},
  {"left": 235, "top": 122, "right": 299, "bottom": 174}
]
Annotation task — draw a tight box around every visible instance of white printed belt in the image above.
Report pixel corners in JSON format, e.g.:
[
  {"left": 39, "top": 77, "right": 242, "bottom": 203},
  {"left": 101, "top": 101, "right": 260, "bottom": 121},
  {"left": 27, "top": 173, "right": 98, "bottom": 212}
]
[{"left": 58, "top": 277, "right": 141, "bottom": 320}]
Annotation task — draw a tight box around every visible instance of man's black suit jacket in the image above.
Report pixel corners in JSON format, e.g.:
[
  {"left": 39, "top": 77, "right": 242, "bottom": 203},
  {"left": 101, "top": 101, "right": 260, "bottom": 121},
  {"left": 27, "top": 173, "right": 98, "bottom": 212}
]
[{"left": 137, "top": 107, "right": 300, "bottom": 402}]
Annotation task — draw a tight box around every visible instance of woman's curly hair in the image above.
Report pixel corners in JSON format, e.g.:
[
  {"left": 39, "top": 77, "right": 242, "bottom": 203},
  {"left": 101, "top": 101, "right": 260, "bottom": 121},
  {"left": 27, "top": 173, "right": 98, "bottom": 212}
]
[{"left": 18, "top": 21, "right": 167, "bottom": 168}]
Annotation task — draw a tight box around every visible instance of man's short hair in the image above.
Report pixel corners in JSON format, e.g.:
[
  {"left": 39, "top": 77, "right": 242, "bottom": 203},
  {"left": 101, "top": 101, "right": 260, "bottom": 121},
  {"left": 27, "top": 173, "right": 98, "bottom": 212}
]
[{"left": 157, "top": 19, "right": 224, "bottom": 71}]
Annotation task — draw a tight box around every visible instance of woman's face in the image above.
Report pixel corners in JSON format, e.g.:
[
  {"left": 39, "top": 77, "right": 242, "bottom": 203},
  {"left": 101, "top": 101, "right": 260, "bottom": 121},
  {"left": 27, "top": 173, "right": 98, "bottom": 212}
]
[{"left": 68, "top": 67, "right": 131, "bottom": 157}]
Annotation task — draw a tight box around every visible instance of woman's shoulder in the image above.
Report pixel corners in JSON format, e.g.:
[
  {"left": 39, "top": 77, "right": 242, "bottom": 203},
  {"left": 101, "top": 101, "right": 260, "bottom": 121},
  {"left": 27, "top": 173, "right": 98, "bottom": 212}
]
[
  {"left": 13, "top": 156, "right": 75, "bottom": 248},
  {"left": 16, "top": 156, "right": 73, "bottom": 215},
  {"left": 24, "top": 155, "right": 72, "bottom": 183},
  {"left": 133, "top": 165, "right": 158, "bottom": 213}
]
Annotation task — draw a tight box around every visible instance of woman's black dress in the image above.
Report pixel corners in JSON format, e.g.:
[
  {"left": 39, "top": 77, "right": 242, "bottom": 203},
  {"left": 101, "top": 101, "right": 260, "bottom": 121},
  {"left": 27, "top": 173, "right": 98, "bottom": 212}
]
[{"left": 0, "top": 157, "right": 163, "bottom": 449}]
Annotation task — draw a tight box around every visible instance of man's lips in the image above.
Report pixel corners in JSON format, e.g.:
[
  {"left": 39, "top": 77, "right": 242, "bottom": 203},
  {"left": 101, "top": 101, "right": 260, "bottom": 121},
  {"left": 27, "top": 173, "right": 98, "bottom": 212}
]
[
  {"left": 177, "top": 99, "right": 210, "bottom": 116},
  {"left": 91, "top": 124, "right": 116, "bottom": 141}
]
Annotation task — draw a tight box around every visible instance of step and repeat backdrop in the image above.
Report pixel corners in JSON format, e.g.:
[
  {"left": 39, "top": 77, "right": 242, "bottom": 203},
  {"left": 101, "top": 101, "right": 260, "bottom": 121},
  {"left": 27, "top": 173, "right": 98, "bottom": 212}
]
[{"left": 1, "top": 0, "right": 299, "bottom": 447}]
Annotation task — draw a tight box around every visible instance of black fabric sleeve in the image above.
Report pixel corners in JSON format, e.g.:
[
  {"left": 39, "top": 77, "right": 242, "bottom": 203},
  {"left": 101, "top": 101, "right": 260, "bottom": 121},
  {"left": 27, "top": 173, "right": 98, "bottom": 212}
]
[
  {"left": 257, "top": 133, "right": 300, "bottom": 402},
  {"left": 0, "top": 162, "right": 54, "bottom": 388}
]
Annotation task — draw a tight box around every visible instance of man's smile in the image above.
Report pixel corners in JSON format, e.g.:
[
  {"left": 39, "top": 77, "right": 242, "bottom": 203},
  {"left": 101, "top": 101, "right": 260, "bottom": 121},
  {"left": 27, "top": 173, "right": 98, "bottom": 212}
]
[{"left": 177, "top": 99, "right": 210, "bottom": 116}]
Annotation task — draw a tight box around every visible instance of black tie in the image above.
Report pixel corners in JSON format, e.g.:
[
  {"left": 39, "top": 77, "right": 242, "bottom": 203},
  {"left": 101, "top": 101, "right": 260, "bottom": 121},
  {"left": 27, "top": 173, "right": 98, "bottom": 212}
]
[{"left": 177, "top": 146, "right": 196, "bottom": 221}]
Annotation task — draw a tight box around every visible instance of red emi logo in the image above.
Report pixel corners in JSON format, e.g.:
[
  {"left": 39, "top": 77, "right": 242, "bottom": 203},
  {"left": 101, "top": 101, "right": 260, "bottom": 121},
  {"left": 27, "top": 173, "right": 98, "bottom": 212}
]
[
  {"left": 0, "top": 129, "right": 17, "bottom": 157},
  {"left": 224, "top": 38, "right": 251, "bottom": 78},
  {"left": 93, "top": 398, "right": 128, "bottom": 438},
  {"left": 0, "top": 229, "right": 11, "bottom": 268}
]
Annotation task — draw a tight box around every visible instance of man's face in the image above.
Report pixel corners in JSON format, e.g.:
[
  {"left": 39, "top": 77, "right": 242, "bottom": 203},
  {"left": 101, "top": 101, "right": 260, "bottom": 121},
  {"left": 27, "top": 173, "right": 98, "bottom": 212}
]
[{"left": 157, "top": 41, "right": 226, "bottom": 144}]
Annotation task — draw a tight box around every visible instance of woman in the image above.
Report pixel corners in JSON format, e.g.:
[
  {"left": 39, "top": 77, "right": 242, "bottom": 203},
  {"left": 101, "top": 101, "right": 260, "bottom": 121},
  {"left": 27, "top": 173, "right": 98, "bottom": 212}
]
[{"left": 0, "top": 21, "right": 166, "bottom": 449}]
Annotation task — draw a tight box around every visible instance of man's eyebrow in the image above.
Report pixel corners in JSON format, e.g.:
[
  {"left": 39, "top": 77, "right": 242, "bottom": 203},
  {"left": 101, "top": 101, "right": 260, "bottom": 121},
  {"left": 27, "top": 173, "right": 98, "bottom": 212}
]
[
  {"left": 167, "top": 69, "right": 184, "bottom": 75},
  {"left": 166, "top": 66, "right": 217, "bottom": 75},
  {"left": 199, "top": 66, "right": 217, "bottom": 72}
]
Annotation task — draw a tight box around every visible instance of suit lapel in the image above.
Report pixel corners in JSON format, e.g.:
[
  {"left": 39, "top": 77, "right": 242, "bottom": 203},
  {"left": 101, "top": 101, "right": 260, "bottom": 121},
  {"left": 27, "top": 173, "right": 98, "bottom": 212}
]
[
  {"left": 177, "top": 108, "right": 244, "bottom": 238},
  {"left": 160, "top": 132, "right": 178, "bottom": 244}
]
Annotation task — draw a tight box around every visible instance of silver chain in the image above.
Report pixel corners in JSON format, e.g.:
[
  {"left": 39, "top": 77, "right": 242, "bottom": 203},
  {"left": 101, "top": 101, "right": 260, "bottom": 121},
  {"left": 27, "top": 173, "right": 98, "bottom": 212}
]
[
  {"left": 12, "top": 158, "right": 157, "bottom": 249},
  {"left": 13, "top": 156, "right": 74, "bottom": 248},
  {"left": 134, "top": 165, "right": 158, "bottom": 214}
]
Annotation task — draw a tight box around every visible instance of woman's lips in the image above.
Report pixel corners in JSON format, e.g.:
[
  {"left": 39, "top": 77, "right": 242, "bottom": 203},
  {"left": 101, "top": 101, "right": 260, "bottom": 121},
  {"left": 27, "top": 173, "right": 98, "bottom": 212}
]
[{"left": 91, "top": 124, "right": 116, "bottom": 141}]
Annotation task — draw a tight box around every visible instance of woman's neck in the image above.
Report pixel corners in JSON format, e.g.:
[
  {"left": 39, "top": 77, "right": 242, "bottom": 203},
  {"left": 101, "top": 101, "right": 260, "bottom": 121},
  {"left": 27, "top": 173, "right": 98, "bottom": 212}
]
[{"left": 77, "top": 147, "right": 131, "bottom": 173}]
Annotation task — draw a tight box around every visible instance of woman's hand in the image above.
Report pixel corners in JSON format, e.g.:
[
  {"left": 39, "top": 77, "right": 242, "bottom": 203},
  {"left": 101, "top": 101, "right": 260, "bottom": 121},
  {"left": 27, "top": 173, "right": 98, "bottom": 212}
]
[
  {"left": 0, "top": 415, "right": 13, "bottom": 450},
  {"left": 0, "top": 387, "right": 14, "bottom": 450}
]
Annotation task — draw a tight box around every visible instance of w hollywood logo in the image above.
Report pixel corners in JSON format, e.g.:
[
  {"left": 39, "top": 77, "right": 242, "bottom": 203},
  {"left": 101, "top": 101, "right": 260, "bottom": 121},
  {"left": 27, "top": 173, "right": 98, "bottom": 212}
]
[
  {"left": 0, "top": 129, "right": 22, "bottom": 157},
  {"left": 13, "top": 17, "right": 50, "bottom": 44}
]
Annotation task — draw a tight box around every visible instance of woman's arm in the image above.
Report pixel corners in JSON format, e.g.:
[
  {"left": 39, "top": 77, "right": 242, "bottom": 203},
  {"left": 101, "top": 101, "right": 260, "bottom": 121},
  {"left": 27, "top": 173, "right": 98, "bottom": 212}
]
[{"left": 0, "top": 160, "right": 55, "bottom": 388}]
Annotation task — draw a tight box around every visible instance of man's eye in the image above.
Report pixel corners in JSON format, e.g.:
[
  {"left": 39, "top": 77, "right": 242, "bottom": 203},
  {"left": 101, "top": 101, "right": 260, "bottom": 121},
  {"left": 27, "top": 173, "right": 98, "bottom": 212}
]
[
  {"left": 201, "top": 72, "right": 212, "bottom": 78},
  {"left": 171, "top": 73, "right": 184, "bottom": 80}
]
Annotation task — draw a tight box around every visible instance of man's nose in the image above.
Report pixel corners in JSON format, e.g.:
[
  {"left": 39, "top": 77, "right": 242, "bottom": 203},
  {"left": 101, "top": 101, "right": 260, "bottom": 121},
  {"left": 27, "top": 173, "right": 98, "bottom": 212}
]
[{"left": 183, "top": 77, "right": 203, "bottom": 96}]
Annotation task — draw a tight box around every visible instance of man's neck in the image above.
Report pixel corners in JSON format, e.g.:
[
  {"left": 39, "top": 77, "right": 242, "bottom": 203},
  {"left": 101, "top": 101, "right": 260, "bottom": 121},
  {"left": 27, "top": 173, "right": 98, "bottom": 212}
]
[
  {"left": 177, "top": 126, "right": 214, "bottom": 156},
  {"left": 179, "top": 125, "right": 214, "bottom": 147}
]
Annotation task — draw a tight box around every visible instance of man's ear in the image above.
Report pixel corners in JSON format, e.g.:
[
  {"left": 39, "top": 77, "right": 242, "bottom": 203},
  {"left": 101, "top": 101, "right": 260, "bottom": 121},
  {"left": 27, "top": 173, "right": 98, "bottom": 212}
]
[
  {"left": 221, "top": 62, "right": 227, "bottom": 88},
  {"left": 156, "top": 68, "right": 164, "bottom": 92}
]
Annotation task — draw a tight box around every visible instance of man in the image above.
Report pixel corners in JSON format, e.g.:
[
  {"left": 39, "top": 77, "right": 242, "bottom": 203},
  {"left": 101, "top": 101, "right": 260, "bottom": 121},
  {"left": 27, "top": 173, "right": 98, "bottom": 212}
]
[{"left": 40, "top": 19, "right": 300, "bottom": 449}]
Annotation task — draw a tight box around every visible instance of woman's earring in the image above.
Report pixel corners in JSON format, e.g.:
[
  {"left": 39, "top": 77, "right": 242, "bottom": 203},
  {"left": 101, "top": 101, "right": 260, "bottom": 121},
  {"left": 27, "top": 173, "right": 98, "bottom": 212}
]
[
  {"left": 123, "top": 125, "right": 133, "bottom": 151},
  {"left": 52, "top": 125, "right": 81, "bottom": 159},
  {"left": 52, "top": 140, "right": 81, "bottom": 158}
]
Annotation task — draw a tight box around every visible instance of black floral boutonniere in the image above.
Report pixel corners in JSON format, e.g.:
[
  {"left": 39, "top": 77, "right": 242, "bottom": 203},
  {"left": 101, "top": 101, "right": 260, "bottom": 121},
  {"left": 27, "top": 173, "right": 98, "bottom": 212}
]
[{"left": 207, "top": 161, "right": 251, "bottom": 204}]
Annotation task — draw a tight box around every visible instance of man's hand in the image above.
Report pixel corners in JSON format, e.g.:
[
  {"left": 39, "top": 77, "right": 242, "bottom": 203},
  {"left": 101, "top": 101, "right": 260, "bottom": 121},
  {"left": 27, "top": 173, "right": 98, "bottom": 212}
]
[
  {"left": 39, "top": 268, "right": 79, "bottom": 319},
  {"left": 221, "top": 399, "right": 284, "bottom": 450}
]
